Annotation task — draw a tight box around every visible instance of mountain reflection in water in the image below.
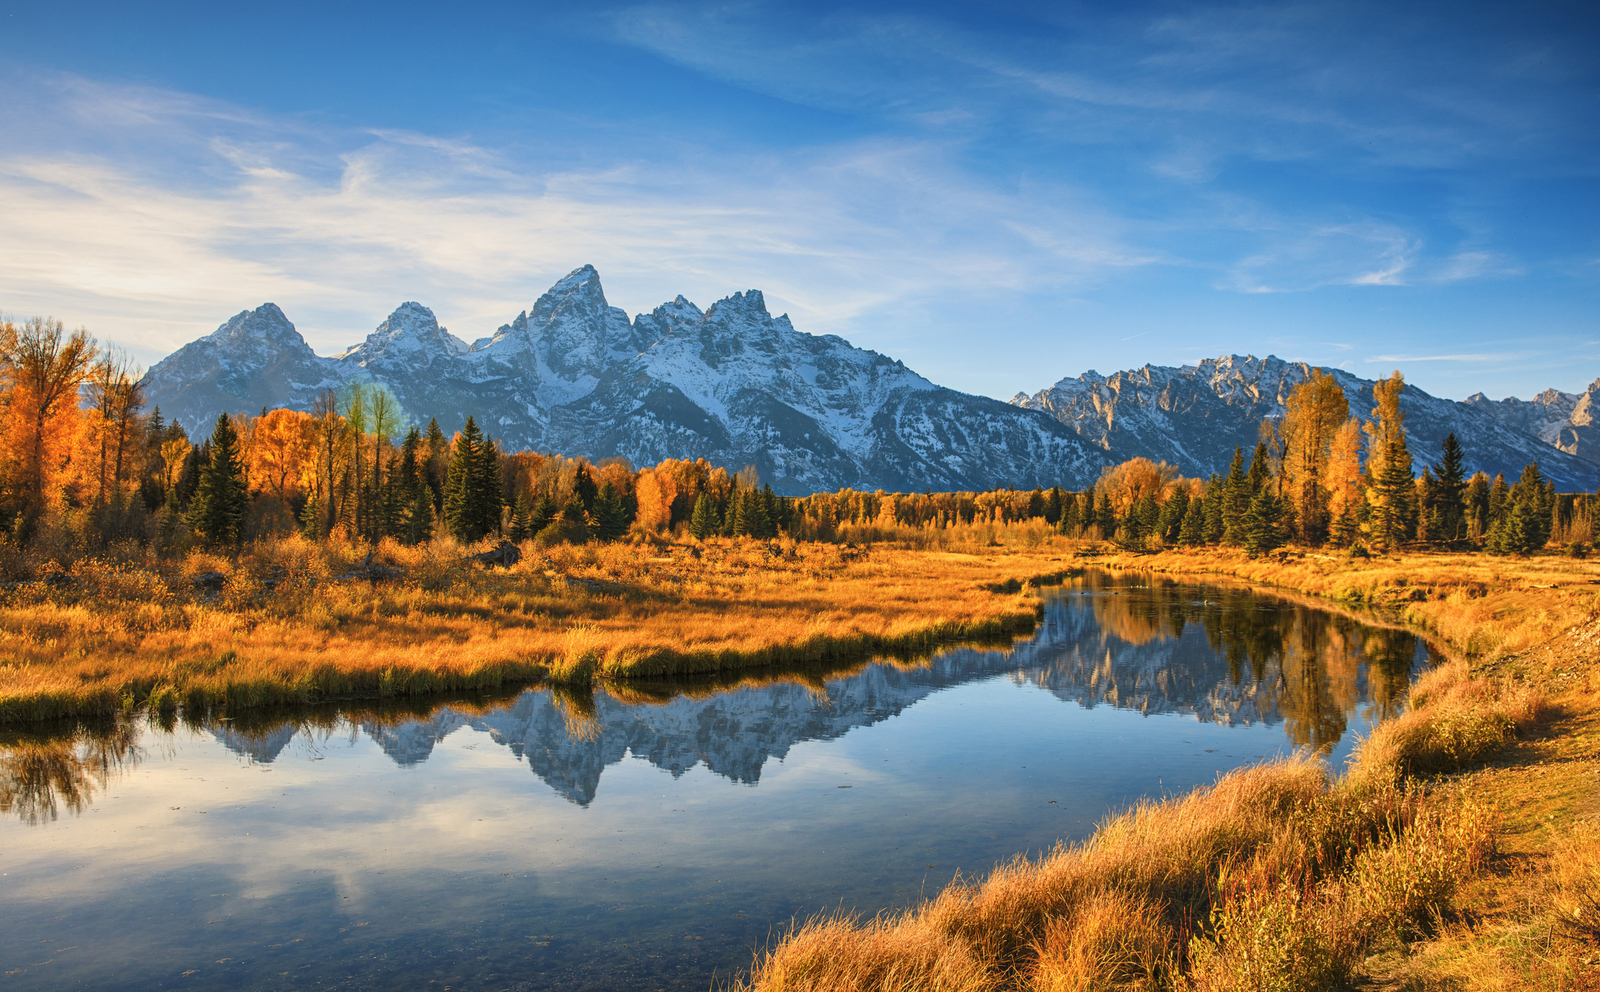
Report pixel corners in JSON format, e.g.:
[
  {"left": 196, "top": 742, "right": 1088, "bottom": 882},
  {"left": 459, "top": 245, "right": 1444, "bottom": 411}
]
[{"left": 4, "top": 573, "right": 1430, "bottom": 818}]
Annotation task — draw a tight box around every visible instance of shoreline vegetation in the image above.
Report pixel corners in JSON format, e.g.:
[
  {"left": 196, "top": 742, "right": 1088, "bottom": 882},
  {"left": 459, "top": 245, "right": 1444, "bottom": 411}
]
[
  {"left": 731, "top": 543, "right": 1600, "bottom": 992},
  {"left": 4, "top": 319, "right": 1599, "bottom": 986},
  {"left": 4, "top": 533, "right": 1598, "bottom": 988}
]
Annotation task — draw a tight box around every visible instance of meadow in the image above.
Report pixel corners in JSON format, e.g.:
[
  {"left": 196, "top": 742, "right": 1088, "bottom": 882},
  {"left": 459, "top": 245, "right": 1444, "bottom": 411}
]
[
  {"left": 0, "top": 524, "right": 1067, "bottom": 723},
  {"left": 4, "top": 520, "right": 1598, "bottom": 989}
]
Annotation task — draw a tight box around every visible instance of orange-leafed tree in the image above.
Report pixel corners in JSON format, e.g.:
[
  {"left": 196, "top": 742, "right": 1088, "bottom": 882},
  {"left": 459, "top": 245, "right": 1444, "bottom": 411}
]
[
  {"left": 1097, "top": 457, "right": 1179, "bottom": 514},
  {"left": 1, "top": 317, "right": 97, "bottom": 538},
  {"left": 1325, "top": 418, "right": 1365, "bottom": 547},
  {"left": 250, "top": 408, "right": 318, "bottom": 502},
  {"left": 1281, "top": 369, "right": 1349, "bottom": 544},
  {"left": 634, "top": 467, "right": 678, "bottom": 532}
]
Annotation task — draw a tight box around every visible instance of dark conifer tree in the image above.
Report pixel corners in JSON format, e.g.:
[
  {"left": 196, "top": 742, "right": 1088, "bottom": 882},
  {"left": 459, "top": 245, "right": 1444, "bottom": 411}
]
[
  {"left": 1159, "top": 485, "right": 1189, "bottom": 542},
  {"left": 1094, "top": 488, "right": 1117, "bottom": 537},
  {"left": 508, "top": 492, "right": 534, "bottom": 543},
  {"left": 473, "top": 434, "right": 504, "bottom": 538},
  {"left": 1044, "top": 487, "right": 1064, "bottom": 526},
  {"left": 443, "top": 416, "right": 488, "bottom": 542},
  {"left": 1433, "top": 433, "right": 1467, "bottom": 542},
  {"left": 1487, "top": 473, "right": 1510, "bottom": 529},
  {"left": 1202, "top": 474, "right": 1226, "bottom": 544},
  {"left": 759, "top": 485, "right": 780, "bottom": 538},
  {"left": 1465, "top": 472, "right": 1491, "bottom": 541},
  {"left": 574, "top": 465, "right": 599, "bottom": 515},
  {"left": 689, "top": 492, "right": 719, "bottom": 540},
  {"left": 1246, "top": 441, "right": 1270, "bottom": 496},
  {"left": 189, "top": 413, "right": 248, "bottom": 544},
  {"left": 590, "top": 482, "right": 628, "bottom": 541},
  {"left": 423, "top": 418, "right": 449, "bottom": 513},
  {"left": 1221, "top": 449, "right": 1250, "bottom": 545},
  {"left": 530, "top": 491, "right": 557, "bottom": 536},
  {"left": 1179, "top": 499, "right": 1206, "bottom": 546},
  {"left": 1243, "top": 486, "right": 1286, "bottom": 557}
]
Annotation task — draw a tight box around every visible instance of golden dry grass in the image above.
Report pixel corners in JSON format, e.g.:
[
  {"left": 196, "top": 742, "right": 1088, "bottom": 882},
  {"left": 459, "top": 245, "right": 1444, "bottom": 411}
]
[
  {"left": 734, "top": 656, "right": 1523, "bottom": 992},
  {"left": 731, "top": 543, "right": 1600, "bottom": 992},
  {"left": 0, "top": 533, "right": 1073, "bottom": 722}
]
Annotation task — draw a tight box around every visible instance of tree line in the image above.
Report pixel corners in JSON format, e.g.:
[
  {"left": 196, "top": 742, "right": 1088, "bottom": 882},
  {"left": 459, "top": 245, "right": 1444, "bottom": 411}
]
[
  {"left": 789, "top": 370, "right": 1597, "bottom": 557},
  {"left": 0, "top": 315, "right": 1592, "bottom": 556}
]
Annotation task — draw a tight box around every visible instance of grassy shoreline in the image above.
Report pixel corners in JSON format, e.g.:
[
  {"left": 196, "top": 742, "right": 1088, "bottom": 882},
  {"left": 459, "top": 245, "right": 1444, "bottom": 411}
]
[
  {"left": 0, "top": 536, "right": 1061, "bottom": 723},
  {"left": 733, "top": 545, "right": 1600, "bottom": 991}
]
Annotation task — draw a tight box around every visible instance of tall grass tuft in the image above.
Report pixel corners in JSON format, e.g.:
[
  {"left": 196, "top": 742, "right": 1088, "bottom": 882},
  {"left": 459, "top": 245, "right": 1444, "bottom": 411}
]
[{"left": 735, "top": 658, "right": 1529, "bottom": 992}]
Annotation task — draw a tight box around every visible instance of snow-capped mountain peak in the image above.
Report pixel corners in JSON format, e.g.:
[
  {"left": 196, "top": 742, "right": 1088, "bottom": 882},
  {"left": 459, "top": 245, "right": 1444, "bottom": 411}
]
[{"left": 142, "top": 266, "right": 1110, "bottom": 493}]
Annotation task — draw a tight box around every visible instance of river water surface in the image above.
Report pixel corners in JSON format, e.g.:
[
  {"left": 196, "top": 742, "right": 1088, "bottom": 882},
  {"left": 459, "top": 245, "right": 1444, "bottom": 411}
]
[{"left": 0, "top": 572, "right": 1432, "bottom": 990}]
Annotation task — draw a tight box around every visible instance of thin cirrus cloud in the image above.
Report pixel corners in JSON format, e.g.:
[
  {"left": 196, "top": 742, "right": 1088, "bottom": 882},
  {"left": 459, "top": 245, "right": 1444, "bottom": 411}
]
[
  {"left": 0, "top": 74, "right": 1154, "bottom": 369},
  {"left": 1, "top": 0, "right": 1595, "bottom": 401}
]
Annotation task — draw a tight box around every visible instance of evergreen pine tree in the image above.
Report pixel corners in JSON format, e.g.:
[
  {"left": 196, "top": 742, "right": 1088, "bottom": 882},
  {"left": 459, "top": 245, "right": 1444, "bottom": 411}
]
[
  {"left": 299, "top": 493, "right": 322, "bottom": 540},
  {"left": 721, "top": 483, "right": 740, "bottom": 537},
  {"left": 508, "top": 492, "right": 534, "bottom": 543},
  {"left": 189, "top": 413, "right": 249, "bottom": 544},
  {"left": 1094, "top": 489, "right": 1117, "bottom": 537},
  {"left": 1159, "top": 486, "right": 1189, "bottom": 543},
  {"left": 472, "top": 434, "right": 504, "bottom": 539},
  {"left": 758, "top": 485, "right": 780, "bottom": 538},
  {"left": 1246, "top": 440, "right": 1270, "bottom": 496},
  {"left": 590, "top": 482, "right": 628, "bottom": 541},
  {"left": 405, "top": 487, "right": 434, "bottom": 544},
  {"left": 1243, "top": 487, "right": 1286, "bottom": 557},
  {"left": 574, "top": 465, "right": 599, "bottom": 516},
  {"left": 443, "top": 416, "right": 485, "bottom": 542},
  {"left": 1202, "top": 474, "right": 1226, "bottom": 544},
  {"left": 1044, "top": 487, "right": 1064, "bottom": 526},
  {"left": 1220, "top": 449, "right": 1250, "bottom": 545},
  {"left": 689, "top": 492, "right": 718, "bottom": 540},
  {"left": 1433, "top": 433, "right": 1468, "bottom": 542},
  {"left": 1487, "top": 473, "right": 1510, "bottom": 529},
  {"left": 423, "top": 418, "right": 448, "bottom": 513},
  {"left": 1465, "top": 472, "right": 1491, "bottom": 542},
  {"left": 1179, "top": 499, "right": 1205, "bottom": 546},
  {"left": 530, "top": 491, "right": 557, "bottom": 535},
  {"left": 1417, "top": 466, "right": 1437, "bottom": 543}
]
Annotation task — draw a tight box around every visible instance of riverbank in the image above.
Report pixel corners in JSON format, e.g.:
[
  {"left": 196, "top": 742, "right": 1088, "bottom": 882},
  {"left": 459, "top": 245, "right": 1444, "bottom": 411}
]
[
  {"left": 0, "top": 536, "right": 1060, "bottom": 723},
  {"left": 735, "top": 545, "right": 1600, "bottom": 991}
]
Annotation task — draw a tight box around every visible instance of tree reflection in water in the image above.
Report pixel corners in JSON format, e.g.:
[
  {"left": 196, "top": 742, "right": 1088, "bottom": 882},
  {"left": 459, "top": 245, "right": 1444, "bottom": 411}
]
[
  {"left": 0, "top": 721, "right": 139, "bottom": 825},
  {"left": 1076, "top": 573, "right": 1428, "bottom": 752},
  {"left": 0, "top": 572, "right": 1435, "bottom": 816}
]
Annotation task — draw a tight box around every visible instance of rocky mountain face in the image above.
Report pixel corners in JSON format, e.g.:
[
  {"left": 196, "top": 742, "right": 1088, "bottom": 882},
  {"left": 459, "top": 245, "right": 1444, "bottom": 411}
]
[
  {"left": 1465, "top": 380, "right": 1600, "bottom": 467},
  {"left": 143, "top": 265, "right": 1109, "bottom": 494},
  {"left": 1012, "top": 356, "right": 1600, "bottom": 491}
]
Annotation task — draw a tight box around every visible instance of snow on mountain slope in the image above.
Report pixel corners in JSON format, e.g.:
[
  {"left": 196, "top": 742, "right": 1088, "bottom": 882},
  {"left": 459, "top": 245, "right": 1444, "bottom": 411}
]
[
  {"left": 1012, "top": 355, "right": 1600, "bottom": 490},
  {"left": 143, "top": 265, "right": 1112, "bottom": 493},
  {"left": 139, "top": 303, "right": 351, "bottom": 426},
  {"left": 1466, "top": 380, "right": 1600, "bottom": 467}
]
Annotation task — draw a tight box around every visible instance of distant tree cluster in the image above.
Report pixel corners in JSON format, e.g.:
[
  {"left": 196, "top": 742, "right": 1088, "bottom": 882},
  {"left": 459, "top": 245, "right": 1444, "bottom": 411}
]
[
  {"left": 790, "top": 370, "right": 1596, "bottom": 558},
  {"left": 0, "top": 314, "right": 1591, "bottom": 559}
]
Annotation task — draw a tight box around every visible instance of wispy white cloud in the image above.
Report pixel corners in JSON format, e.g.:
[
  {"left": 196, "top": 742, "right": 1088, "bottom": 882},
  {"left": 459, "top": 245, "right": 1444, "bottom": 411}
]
[{"left": 0, "top": 75, "right": 1158, "bottom": 366}]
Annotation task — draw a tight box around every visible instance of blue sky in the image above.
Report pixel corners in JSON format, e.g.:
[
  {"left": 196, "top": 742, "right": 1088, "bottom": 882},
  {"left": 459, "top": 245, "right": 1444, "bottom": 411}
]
[{"left": 1, "top": 0, "right": 1596, "bottom": 400}]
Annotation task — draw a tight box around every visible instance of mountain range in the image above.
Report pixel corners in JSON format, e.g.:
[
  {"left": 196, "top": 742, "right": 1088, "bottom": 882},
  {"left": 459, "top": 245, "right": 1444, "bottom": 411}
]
[{"left": 142, "top": 265, "right": 1600, "bottom": 493}]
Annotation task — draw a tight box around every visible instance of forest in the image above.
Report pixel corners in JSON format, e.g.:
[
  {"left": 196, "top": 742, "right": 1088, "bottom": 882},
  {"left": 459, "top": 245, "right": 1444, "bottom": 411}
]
[{"left": 1, "top": 315, "right": 1595, "bottom": 561}]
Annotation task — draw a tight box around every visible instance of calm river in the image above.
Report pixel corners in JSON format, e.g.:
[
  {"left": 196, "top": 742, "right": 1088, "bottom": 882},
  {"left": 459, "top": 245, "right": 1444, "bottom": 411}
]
[{"left": 0, "top": 572, "right": 1431, "bottom": 990}]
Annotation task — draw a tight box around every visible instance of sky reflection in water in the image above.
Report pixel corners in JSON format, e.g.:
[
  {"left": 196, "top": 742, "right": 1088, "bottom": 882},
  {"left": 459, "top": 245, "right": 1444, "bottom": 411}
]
[{"left": 0, "top": 573, "right": 1431, "bottom": 990}]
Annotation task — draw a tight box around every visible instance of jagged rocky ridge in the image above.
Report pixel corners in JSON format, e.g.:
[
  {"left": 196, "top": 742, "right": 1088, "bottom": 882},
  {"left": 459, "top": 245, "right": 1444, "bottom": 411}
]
[
  {"left": 142, "top": 266, "right": 1110, "bottom": 494},
  {"left": 1011, "top": 356, "right": 1600, "bottom": 490},
  {"left": 1465, "top": 380, "right": 1600, "bottom": 467},
  {"left": 211, "top": 586, "right": 1424, "bottom": 806}
]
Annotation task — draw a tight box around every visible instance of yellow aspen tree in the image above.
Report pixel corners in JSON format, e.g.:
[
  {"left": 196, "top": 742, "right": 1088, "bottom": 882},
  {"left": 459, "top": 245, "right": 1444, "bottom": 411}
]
[
  {"left": 1281, "top": 369, "right": 1349, "bottom": 544},
  {"left": 1325, "top": 418, "right": 1365, "bottom": 547}
]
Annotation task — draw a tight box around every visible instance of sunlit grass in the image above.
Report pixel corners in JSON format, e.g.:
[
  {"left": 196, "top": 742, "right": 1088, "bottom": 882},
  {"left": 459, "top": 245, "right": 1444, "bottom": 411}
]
[{"left": 0, "top": 533, "right": 1064, "bottom": 722}]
